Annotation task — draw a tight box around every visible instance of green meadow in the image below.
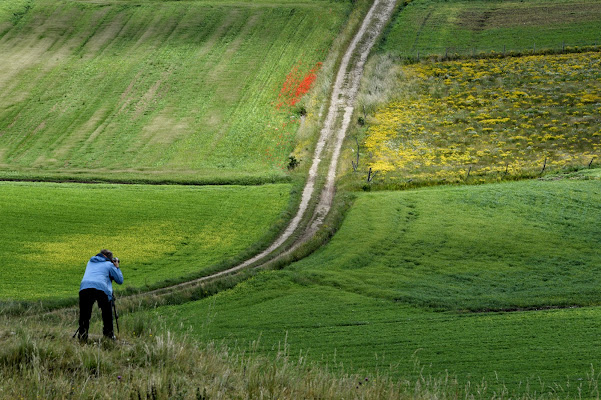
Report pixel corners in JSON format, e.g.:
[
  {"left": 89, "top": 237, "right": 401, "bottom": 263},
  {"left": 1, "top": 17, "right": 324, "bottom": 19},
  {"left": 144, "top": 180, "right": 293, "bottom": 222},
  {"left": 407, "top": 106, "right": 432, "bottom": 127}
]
[
  {"left": 0, "top": 181, "right": 291, "bottom": 301},
  {"left": 2, "top": 0, "right": 601, "bottom": 397},
  {"left": 0, "top": 0, "right": 349, "bottom": 182},
  {"left": 156, "top": 176, "right": 601, "bottom": 392},
  {"left": 382, "top": 0, "right": 601, "bottom": 59}
]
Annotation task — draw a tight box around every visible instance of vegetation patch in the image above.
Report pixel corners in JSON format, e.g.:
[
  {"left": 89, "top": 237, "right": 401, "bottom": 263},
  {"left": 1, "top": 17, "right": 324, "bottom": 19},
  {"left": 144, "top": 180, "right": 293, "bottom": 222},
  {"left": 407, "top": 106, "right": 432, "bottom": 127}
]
[
  {"left": 0, "top": 181, "right": 291, "bottom": 301},
  {"left": 359, "top": 52, "right": 601, "bottom": 187},
  {"left": 457, "top": 3, "right": 601, "bottom": 30}
]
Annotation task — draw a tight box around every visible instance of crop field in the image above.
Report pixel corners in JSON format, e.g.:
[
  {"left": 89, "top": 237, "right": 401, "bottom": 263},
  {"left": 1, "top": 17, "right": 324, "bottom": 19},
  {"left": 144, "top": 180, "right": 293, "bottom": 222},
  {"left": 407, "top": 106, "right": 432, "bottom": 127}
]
[
  {"left": 0, "top": 0, "right": 349, "bottom": 183},
  {"left": 0, "top": 181, "right": 291, "bottom": 301},
  {"left": 156, "top": 176, "right": 601, "bottom": 393},
  {"left": 382, "top": 0, "right": 601, "bottom": 59},
  {"left": 359, "top": 51, "right": 601, "bottom": 188}
]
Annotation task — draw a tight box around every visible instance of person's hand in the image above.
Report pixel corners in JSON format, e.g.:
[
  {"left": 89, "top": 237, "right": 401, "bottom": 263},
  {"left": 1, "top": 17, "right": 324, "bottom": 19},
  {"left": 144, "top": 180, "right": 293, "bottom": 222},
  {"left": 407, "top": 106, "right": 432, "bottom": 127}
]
[{"left": 113, "top": 258, "right": 120, "bottom": 268}]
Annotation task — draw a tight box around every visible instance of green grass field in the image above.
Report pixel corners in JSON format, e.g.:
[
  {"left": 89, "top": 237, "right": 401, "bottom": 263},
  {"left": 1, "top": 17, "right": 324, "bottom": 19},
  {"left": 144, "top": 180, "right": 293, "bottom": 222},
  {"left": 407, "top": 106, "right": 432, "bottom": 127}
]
[
  {"left": 0, "top": 0, "right": 349, "bottom": 183},
  {"left": 155, "top": 176, "right": 601, "bottom": 393},
  {"left": 382, "top": 0, "right": 601, "bottom": 59},
  {"left": 0, "top": 181, "right": 291, "bottom": 301}
]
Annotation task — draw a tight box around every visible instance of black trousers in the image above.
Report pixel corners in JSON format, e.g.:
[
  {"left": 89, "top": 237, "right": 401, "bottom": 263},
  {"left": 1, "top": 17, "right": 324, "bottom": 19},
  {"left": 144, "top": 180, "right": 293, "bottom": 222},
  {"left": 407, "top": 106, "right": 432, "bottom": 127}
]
[{"left": 78, "top": 288, "right": 114, "bottom": 339}]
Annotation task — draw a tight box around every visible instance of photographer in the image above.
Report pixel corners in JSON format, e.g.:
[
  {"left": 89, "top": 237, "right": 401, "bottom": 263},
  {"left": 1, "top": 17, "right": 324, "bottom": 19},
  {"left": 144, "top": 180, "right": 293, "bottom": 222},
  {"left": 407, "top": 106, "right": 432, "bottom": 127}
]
[{"left": 77, "top": 249, "right": 123, "bottom": 341}]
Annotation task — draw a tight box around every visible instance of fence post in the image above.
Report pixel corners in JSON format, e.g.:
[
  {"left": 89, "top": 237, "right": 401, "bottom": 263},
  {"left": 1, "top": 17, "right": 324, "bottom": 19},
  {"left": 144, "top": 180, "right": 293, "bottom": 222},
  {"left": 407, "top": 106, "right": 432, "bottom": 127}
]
[
  {"left": 367, "top": 167, "right": 378, "bottom": 183},
  {"left": 351, "top": 137, "right": 360, "bottom": 172},
  {"left": 540, "top": 157, "right": 547, "bottom": 175}
]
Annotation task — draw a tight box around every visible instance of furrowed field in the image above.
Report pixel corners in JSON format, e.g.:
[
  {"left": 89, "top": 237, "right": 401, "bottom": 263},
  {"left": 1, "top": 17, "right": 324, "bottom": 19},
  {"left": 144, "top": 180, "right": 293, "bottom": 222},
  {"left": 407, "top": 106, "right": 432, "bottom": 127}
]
[
  {"left": 382, "top": 0, "right": 601, "bottom": 59},
  {"left": 0, "top": 0, "right": 349, "bottom": 182},
  {"left": 0, "top": 181, "right": 291, "bottom": 301},
  {"left": 155, "top": 175, "right": 601, "bottom": 394},
  {"left": 357, "top": 51, "right": 601, "bottom": 188}
]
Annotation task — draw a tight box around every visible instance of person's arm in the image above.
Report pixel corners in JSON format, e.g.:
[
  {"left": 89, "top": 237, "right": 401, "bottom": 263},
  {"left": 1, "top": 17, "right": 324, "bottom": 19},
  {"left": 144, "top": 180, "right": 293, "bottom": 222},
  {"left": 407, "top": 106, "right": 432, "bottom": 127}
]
[{"left": 110, "top": 263, "right": 124, "bottom": 285}]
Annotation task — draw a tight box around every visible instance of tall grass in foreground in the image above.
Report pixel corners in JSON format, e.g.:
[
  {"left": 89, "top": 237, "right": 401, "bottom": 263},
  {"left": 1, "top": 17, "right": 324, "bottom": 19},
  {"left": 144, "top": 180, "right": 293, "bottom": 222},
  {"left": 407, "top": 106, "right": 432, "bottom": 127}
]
[{"left": 1, "top": 315, "right": 600, "bottom": 399}]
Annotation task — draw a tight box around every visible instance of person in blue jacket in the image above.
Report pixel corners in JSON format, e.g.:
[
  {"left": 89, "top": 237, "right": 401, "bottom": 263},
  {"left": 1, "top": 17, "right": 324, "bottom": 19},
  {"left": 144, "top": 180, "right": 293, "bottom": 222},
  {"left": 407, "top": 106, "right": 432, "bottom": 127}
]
[{"left": 78, "top": 249, "right": 123, "bottom": 341}]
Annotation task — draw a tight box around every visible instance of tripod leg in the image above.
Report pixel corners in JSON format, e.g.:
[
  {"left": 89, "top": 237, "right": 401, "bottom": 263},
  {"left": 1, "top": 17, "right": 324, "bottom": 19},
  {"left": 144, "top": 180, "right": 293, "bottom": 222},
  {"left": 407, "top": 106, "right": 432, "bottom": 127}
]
[{"left": 112, "top": 301, "right": 120, "bottom": 334}]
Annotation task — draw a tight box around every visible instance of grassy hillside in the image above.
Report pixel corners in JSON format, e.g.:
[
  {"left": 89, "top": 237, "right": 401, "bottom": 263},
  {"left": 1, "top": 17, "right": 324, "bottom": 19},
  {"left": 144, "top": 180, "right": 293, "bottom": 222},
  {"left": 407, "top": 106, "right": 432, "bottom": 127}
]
[
  {"left": 0, "top": 0, "right": 349, "bottom": 182},
  {"left": 356, "top": 51, "right": 601, "bottom": 188},
  {"left": 382, "top": 0, "right": 601, "bottom": 59},
  {"left": 0, "top": 181, "right": 291, "bottom": 302},
  {"left": 155, "top": 175, "right": 601, "bottom": 392}
]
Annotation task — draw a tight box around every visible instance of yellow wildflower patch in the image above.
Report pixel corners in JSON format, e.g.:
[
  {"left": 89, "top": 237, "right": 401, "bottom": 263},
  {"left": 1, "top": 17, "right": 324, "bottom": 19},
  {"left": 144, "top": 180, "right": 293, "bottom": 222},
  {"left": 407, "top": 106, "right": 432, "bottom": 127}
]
[{"left": 363, "top": 52, "right": 601, "bottom": 185}]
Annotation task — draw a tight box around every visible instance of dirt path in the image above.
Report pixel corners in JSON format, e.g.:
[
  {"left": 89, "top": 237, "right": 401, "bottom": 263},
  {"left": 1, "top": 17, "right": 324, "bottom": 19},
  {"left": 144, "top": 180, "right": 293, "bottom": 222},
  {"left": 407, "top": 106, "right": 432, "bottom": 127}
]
[
  {"left": 295, "top": 0, "right": 397, "bottom": 246},
  {"left": 134, "top": 0, "right": 397, "bottom": 299},
  {"left": 227, "top": 0, "right": 398, "bottom": 264}
]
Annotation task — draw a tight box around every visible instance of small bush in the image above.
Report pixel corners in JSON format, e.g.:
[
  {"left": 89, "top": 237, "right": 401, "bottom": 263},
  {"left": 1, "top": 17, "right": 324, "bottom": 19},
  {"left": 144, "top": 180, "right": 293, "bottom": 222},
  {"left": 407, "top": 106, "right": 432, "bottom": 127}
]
[{"left": 287, "top": 156, "right": 300, "bottom": 170}]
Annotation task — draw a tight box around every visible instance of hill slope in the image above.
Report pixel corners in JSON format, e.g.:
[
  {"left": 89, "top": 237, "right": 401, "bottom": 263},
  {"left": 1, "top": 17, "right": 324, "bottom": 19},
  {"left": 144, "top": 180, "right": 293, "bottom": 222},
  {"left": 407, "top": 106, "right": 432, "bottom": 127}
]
[
  {"left": 0, "top": 0, "right": 349, "bottom": 182},
  {"left": 155, "top": 175, "right": 601, "bottom": 392}
]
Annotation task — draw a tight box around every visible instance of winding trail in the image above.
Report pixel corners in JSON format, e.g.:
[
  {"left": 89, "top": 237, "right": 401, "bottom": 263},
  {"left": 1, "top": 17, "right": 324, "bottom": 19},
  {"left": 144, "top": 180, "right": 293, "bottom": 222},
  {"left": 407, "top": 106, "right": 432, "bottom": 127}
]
[{"left": 139, "top": 0, "right": 398, "bottom": 298}]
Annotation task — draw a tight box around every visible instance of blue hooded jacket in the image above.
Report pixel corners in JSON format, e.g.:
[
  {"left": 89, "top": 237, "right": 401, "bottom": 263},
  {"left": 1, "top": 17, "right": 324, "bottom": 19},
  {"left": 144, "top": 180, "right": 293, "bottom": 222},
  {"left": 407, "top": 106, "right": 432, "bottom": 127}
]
[{"left": 80, "top": 254, "right": 124, "bottom": 300}]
